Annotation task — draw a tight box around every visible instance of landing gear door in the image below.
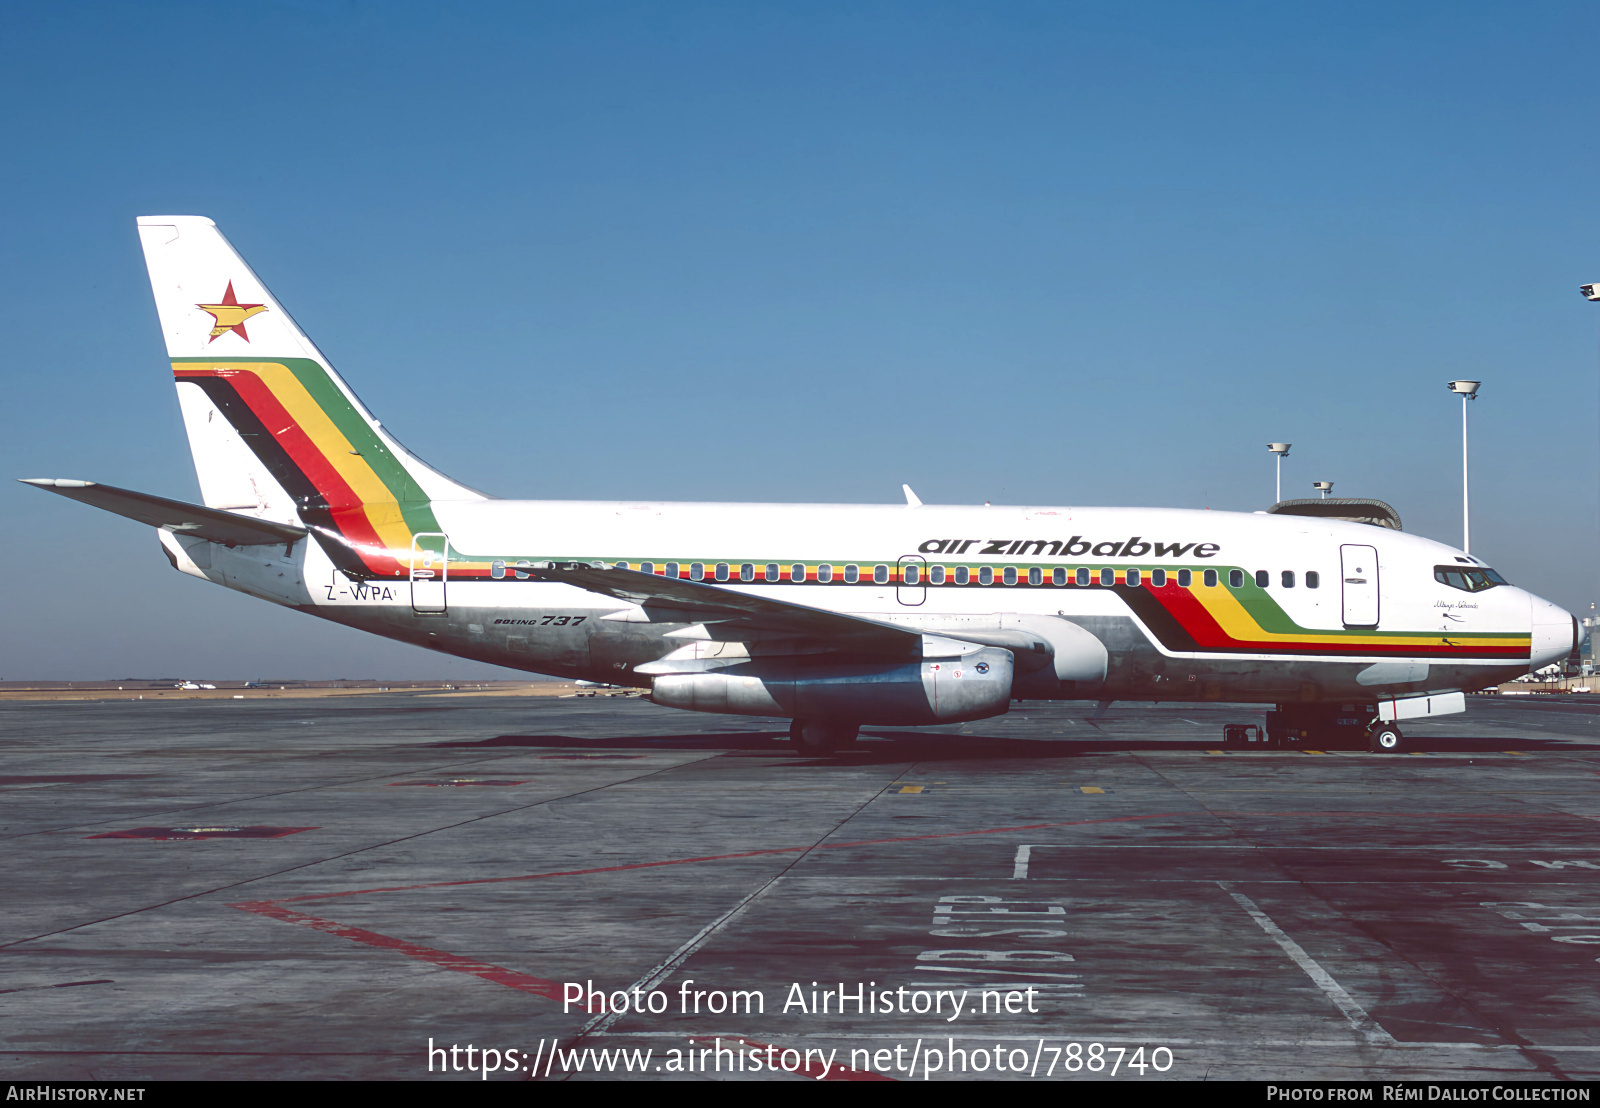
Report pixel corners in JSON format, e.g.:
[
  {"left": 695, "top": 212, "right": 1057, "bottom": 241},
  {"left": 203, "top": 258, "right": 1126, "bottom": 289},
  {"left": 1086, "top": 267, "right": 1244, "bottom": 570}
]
[
  {"left": 897, "top": 555, "right": 927, "bottom": 606},
  {"left": 1340, "top": 544, "right": 1378, "bottom": 628},
  {"left": 411, "top": 532, "right": 448, "bottom": 615}
]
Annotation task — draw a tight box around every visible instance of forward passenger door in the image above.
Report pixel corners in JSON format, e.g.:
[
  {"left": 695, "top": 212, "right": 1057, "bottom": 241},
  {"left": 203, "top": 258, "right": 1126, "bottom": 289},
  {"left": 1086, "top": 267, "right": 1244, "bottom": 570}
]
[{"left": 1340, "top": 544, "right": 1378, "bottom": 628}]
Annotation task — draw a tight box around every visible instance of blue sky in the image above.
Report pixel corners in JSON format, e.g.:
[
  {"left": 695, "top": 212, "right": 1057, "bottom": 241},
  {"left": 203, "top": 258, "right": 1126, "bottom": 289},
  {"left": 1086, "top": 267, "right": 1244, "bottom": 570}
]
[{"left": 3, "top": 1, "right": 1597, "bottom": 679}]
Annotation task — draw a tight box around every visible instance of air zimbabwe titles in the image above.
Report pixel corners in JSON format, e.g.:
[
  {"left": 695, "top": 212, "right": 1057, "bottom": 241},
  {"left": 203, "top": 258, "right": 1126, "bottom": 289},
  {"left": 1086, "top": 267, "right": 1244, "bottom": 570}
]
[{"left": 918, "top": 537, "right": 1221, "bottom": 559}]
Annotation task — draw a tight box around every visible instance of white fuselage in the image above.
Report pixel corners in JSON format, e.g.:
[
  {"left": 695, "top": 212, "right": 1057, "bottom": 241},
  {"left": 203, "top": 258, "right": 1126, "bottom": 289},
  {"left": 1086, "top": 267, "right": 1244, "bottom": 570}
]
[{"left": 163, "top": 499, "right": 1573, "bottom": 708}]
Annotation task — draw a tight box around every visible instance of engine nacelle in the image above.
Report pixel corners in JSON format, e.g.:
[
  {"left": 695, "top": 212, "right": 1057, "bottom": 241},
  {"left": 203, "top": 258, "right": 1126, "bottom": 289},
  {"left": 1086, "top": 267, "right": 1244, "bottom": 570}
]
[{"left": 650, "top": 643, "right": 1014, "bottom": 725}]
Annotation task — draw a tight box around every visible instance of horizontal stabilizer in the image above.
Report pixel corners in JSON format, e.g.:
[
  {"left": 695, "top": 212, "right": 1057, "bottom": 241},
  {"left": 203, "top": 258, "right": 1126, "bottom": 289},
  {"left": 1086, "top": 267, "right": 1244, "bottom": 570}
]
[{"left": 20, "top": 479, "right": 307, "bottom": 547}]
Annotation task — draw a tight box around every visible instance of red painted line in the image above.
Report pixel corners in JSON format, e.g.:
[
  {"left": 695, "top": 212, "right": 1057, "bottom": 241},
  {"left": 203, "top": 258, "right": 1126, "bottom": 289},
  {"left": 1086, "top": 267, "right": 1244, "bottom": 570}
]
[
  {"left": 1211, "top": 810, "right": 1598, "bottom": 821},
  {"left": 227, "top": 900, "right": 587, "bottom": 1005},
  {"left": 259, "top": 812, "right": 1187, "bottom": 906},
  {"left": 687, "top": 1036, "right": 893, "bottom": 1082}
]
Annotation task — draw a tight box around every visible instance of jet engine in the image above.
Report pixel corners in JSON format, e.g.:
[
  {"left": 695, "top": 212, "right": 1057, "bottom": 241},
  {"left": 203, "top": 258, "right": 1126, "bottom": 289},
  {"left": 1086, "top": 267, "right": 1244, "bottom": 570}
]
[{"left": 649, "top": 636, "right": 1014, "bottom": 725}]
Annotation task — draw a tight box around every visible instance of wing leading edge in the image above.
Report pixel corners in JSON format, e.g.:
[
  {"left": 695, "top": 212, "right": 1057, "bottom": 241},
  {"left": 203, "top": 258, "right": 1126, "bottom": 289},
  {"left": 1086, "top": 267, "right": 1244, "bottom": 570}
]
[{"left": 527, "top": 561, "right": 924, "bottom": 651}]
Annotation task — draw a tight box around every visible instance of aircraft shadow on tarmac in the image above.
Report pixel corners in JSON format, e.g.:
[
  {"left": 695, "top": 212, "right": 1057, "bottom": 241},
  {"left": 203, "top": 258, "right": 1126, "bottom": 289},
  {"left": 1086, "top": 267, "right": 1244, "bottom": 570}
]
[{"left": 430, "top": 731, "right": 1600, "bottom": 761}]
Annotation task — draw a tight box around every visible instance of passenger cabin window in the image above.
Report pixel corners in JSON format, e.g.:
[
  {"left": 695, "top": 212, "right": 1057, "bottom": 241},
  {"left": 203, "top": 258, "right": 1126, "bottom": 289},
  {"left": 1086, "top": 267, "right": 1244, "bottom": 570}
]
[
  {"left": 791, "top": 563, "right": 807, "bottom": 582},
  {"left": 955, "top": 566, "right": 971, "bottom": 585},
  {"left": 715, "top": 563, "right": 730, "bottom": 582},
  {"left": 874, "top": 564, "right": 890, "bottom": 584},
  {"left": 1076, "top": 568, "right": 1090, "bottom": 586},
  {"left": 1100, "top": 568, "right": 1114, "bottom": 587},
  {"left": 765, "top": 563, "right": 779, "bottom": 581},
  {"left": 903, "top": 564, "right": 920, "bottom": 585},
  {"left": 1204, "top": 569, "right": 1218, "bottom": 587},
  {"left": 640, "top": 562, "right": 655, "bottom": 575},
  {"left": 665, "top": 562, "right": 679, "bottom": 578},
  {"left": 844, "top": 564, "right": 859, "bottom": 584},
  {"left": 1434, "top": 565, "right": 1507, "bottom": 593},
  {"left": 1052, "top": 568, "right": 1066, "bottom": 586},
  {"left": 1151, "top": 569, "right": 1167, "bottom": 587},
  {"left": 1281, "top": 570, "right": 1295, "bottom": 588},
  {"left": 817, "top": 564, "right": 834, "bottom": 583},
  {"left": 1228, "top": 569, "right": 1244, "bottom": 588},
  {"left": 1178, "top": 569, "right": 1192, "bottom": 587},
  {"left": 930, "top": 565, "right": 946, "bottom": 584},
  {"left": 740, "top": 563, "right": 755, "bottom": 581},
  {"left": 491, "top": 560, "right": 506, "bottom": 579},
  {"left": 1306, "top": 571, "right": 1320, "bottom": 589},
  {"left": 1127, "top": 568, "right": 1141, "bottom": 587},
  {"left": 691, "top": 562, "right": 705, "bottom": 580},
  {"left": 979, "top": 567, "right": 994, "bottom": 585},
  {"left": 1002, "top": 567, "right": 1017, "bottom": 585},
  {"left": 1254, "top": 569, "right": 1269, "bottom": 587},
  {"left": 1029, "top": 567, "right": 1043, "bottom": 586}
]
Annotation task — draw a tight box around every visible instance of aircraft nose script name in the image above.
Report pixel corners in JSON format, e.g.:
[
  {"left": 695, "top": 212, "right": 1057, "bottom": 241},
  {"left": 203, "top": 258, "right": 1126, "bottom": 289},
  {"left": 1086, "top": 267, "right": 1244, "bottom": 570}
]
[{"left": 918, "top": 536, "right": 1220, "bottom": 559}]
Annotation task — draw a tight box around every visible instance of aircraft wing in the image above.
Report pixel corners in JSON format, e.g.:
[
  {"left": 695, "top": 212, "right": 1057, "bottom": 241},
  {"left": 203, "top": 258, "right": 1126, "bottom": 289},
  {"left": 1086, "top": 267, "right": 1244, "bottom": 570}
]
[
  {"left": 527, "top": 561, "right": 922, "bottom": 650},
  {"left": 20, "top": 479, "right": 308, "bottom": 547}
]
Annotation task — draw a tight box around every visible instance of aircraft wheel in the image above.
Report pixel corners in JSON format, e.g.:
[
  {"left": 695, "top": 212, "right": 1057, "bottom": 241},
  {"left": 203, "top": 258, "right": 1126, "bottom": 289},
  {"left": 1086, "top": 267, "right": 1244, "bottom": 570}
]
[
  {"left": 1368, "top": 724, "right": 1403, "bottom": 754},
  {"left": 791, "top": 720, "right": 857, "bottom": 755}
]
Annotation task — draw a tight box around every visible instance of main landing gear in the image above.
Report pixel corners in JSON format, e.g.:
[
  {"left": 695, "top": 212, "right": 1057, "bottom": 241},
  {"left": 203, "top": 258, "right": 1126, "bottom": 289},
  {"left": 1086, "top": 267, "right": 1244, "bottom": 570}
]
[{"left": 789, "top": 719, "right": 859, "bottom": 755}]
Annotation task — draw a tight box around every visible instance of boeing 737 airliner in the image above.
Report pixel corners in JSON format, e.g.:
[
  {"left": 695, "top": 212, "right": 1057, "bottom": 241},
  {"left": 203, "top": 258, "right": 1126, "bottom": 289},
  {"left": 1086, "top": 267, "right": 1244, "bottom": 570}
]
[{"left": 22, "top": 217, "right": 1580, "bottom": 753}]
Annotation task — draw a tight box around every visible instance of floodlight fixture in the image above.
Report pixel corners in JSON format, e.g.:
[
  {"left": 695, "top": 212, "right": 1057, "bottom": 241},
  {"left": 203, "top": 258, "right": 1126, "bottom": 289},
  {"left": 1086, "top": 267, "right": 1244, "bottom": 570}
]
[
  {"left": 1313, "top": 481, "right": 1333, "bottom": 499},
  {"left": 1267, "top": 444, "right": 1291, "bottom": 503}
]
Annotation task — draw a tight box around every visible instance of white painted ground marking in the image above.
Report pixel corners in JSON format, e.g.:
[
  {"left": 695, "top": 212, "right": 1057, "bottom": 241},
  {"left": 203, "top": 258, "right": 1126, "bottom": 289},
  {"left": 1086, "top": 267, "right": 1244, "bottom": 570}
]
[
  {"left": 1217, "top": 881, "right": 1395, "bottom": 1045},
  {"left": 1012, "top": 844, "right": 1031, "bottom": 880},
  {"left": 574, "top": 784, "right": 898, "bottom": 1041},
  {"left": 575, "top": 878, "right": 783, "bottom": 1040}
]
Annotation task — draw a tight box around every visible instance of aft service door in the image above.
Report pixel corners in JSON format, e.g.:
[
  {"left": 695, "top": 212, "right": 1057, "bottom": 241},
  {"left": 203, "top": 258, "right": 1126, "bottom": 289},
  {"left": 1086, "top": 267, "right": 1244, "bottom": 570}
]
[
  {"left": 897, "top": 555, "right": 927, "bottom": 606},
  {"left": 410, "top": 532, "right": 448, "bottom": 615},
  {"left": 1340, "top": 544, "right": 1378, "bottom": 628}
]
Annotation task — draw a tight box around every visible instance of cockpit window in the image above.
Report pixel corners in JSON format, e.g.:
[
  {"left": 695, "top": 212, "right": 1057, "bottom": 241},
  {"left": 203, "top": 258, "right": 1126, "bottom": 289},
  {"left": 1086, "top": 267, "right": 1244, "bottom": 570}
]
[{"left": 1434, "top": 565, "right": 1508, "bottom": 593}]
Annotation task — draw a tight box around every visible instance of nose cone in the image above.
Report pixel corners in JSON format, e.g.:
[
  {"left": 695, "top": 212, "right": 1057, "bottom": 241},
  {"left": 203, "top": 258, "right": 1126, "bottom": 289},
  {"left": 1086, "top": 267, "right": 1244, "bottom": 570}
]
[{"left": 1529, "top": 593, "right": 1579, "bottom": 671}]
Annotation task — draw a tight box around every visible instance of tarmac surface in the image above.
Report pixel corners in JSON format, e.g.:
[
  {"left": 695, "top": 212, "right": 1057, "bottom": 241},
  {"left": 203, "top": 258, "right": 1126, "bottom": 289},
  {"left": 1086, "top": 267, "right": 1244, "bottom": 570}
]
[{"left": 3, "top": 693, "right": 1600, "bottom": 1082}]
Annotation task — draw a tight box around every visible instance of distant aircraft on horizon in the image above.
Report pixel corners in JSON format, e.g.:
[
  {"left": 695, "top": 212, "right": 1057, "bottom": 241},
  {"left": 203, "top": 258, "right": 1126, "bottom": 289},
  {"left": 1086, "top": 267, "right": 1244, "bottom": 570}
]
[{"left": 21, "top": 217, "right": 1579, "bottom": 753}]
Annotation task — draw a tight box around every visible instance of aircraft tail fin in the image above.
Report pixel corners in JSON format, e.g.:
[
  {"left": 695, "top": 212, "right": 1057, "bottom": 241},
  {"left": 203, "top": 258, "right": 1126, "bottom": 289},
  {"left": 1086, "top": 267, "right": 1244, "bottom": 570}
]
[{"left": 136, "top": 216, "right": 487, "bottom": 578}]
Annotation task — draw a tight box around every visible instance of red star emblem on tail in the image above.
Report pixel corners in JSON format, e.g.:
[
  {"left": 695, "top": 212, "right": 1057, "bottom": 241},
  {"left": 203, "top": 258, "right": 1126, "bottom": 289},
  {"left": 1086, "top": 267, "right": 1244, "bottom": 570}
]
[{"left": 196, "top": 282, "right": 268, "bottom": 343}]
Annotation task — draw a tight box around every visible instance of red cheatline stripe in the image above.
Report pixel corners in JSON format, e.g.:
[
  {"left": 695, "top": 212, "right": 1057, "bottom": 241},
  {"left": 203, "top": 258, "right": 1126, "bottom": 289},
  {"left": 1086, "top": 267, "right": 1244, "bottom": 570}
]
[
  {"left": 686, "top": 1036, "right": 893, "bottom": 1082},
  {"left": 228, "top": 901, "right": 574, "bottom": 1002},
  {"left": 255, "top": 812, "right": 1186, "bottom": 906},
  {"left": 1156, "top": 580, "right": 1519, "bottom": 658},
  {"left": 1211, "top": 810, "right": 1599, "bottom": 821},
  {"left": 1154, "top": 580, "right": 1235, "bottom": 648},
  {"left": 186, "top": 368, "right": 363, "bottom": 512},
  {"left": 180, "top": 368, "right": 392, "bottom": 569}
]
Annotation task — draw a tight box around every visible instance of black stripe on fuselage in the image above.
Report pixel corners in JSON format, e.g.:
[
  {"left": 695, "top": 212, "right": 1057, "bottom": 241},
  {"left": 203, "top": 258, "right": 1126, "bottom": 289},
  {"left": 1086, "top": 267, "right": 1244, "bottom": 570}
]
[{"left": 178, "top": 375, "right": 369, "bottom": 578}]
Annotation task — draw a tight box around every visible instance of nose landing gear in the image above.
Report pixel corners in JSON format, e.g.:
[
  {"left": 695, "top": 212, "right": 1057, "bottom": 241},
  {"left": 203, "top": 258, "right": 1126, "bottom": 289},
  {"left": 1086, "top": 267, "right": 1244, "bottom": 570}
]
[
  {"left": 1366, "top": 723, "right": 1404, "bottom": 753},
  {"left": 1265, "top": 703, "right": 1385, "bottom": 750}
]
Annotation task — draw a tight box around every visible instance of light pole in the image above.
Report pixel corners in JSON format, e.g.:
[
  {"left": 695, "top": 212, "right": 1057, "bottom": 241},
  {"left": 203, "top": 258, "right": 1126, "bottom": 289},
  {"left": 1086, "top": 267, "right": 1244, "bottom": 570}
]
[
  {"left": 1584, "top": 287, "right": 1599, "bottom": 619},
  {"left": 1313, "top": 481, "right": 1333, "bottom": 499},
  {"left": 1447, "top": 380, "right": 1480, "bottom": 552},
  {"left": 1267, "top": 443, "right": 1291, "bottom": 504}
]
